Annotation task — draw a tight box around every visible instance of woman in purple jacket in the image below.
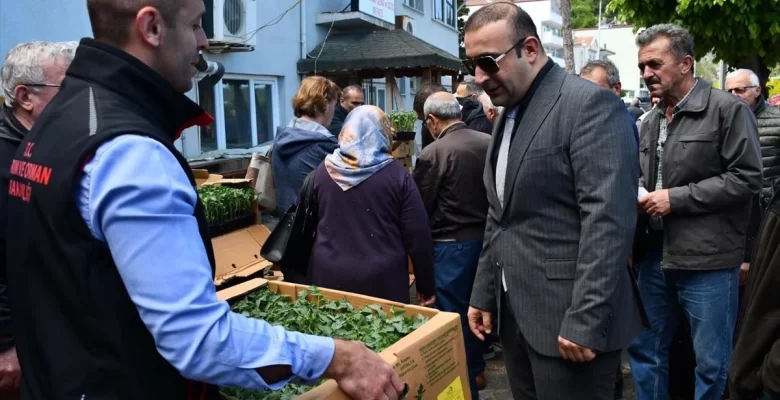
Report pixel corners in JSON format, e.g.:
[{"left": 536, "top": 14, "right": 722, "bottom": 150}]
[{"left": 306, "top": 106, "right": 436, "bottom": 306}]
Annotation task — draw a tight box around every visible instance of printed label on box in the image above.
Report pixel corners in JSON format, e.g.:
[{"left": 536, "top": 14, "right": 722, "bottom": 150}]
[{"left": 437, "top": 376, "right": 464, "bottom": 400}]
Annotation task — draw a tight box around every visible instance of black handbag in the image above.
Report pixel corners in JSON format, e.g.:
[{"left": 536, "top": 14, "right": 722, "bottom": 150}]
[{"left": 260, "top": 170, "right": 318, "bottom": 277}]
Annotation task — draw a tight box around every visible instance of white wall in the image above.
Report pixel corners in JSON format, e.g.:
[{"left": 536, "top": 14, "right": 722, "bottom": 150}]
[
  {"left": 575, "top": 26, "right": 646, "bottom": 98},
  {"left": 467, "top": 0, "right": 565, "bottom": 66}
]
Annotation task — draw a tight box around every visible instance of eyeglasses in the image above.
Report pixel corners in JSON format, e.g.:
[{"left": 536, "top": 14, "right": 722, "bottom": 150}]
[
  {"left": 462, "top": 37, "right": 528, "bottom": 75},
  {"left": 25, "top": 83, "right": 61, "bottom": 89},
  {"left": 727, "top": 86, "right": 757, "bottom": 95}
]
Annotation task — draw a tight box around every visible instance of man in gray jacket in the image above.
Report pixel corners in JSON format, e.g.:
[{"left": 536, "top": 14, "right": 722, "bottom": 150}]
[
  {"left": 726, "top": 69, "right": 780, "bottom": 208},
  {"left": 464, "top": 3, "right": 643, "bottom": 399},
  {"left": 629, "top": 24, "right": 763, "bottom": 400},
  {"left": 725, "top": 69, "right": 780, "bottom": 287}
]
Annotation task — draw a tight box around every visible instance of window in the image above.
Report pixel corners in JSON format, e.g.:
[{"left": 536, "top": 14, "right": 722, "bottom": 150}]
[
  {"left": 198, "top": 76, "right": 279, "bottom": 152},
  {"left": 254, "top": 82, "right": 274, "bottom": 144},
  {"left": 197, "top": 80, "right": 218, "bottom": 153},
  {"left": 222, "top": 79, "right": 252, "bottom": 149},
  {"left": 404, "top": 0, "right": 423, "bottom": 12},
  {"left": 433, "top": 0, "right": 456, "bottom": 28},
  {"left": 376, "top": 88, "right": 386, "bottom": 111},
  {"left": 550, "top": 0, "right": 561, "bottom": 15},
  {"left": 542, "top": 25, "right": 561, "bottom": 36},
  {"left": 399, "top": 77, "right": 407, "bottom": 95}
]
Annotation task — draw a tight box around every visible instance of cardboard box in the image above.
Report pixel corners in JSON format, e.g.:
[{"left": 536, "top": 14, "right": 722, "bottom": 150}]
[
  {"left": 217, "top": 279, "right": 470, "bottom": 400},
  {"left": 392, "top": 141, "right": 415, "bottom": 159},
  {"left": 211, "top": 224, "right": 274, "bottom": 287},
  {"left": 396, "top": 157, "right": 413, "bottom": 173},
  {"left": 408, "top": 256, "right": 415, "bottom": 287},
  {"left": 193, "top": 169, "right": 224, "bottom": 187}
]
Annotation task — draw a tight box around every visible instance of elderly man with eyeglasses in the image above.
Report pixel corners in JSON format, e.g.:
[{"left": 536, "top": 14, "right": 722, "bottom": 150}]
[
  {"left": 0, "top": 41, "right": 76, "bottom": 391},
  {"left": 726, "top": 69, "right": 780, "bottom": 210}
]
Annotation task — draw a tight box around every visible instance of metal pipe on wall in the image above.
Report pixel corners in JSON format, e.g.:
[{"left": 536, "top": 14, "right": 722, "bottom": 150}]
[{"left": 300, "top": 0, "right": 307, "bottom": 72}]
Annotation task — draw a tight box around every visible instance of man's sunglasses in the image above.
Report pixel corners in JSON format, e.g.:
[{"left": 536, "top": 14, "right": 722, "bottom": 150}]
[
  {"left": 462, "top": 37, "right": 528, "bottom": 75},
  {"left": 727, "top": 86, "right": 757, "bottom": 95}
]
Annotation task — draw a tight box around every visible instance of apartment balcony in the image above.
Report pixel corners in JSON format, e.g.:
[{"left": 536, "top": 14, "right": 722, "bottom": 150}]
[
  {"left": 540, "top": 7, "right": 562, "bottom": 28},
  {"left": 315, "top": 11, "right": 394, "bottom": 31},
  {"left": 541, "top": 31, "right": 564, "bottom": 49}
]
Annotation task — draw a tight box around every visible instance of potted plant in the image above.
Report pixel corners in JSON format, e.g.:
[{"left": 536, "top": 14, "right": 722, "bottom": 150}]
[
  {"left": 197, "top": 184, "right": 257, "bottom": 237},
  {"left": 387, "top": 110, "right": 417, "bottom": 141}
]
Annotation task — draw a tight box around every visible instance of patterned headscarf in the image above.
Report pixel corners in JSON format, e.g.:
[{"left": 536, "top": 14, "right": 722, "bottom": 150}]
[{"left": 325, "top": 105, "right": 395, "bottom": 191}]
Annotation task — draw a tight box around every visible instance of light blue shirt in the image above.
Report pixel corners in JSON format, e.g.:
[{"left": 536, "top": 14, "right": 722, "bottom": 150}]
[{"left": 75, "top": 134, "right": 335, "bottom": 390}]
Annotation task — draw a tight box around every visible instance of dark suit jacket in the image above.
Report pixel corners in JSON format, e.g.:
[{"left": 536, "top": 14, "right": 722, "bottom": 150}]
[{"left": 469, "top": 63, "right": 644, "bottom": 357}]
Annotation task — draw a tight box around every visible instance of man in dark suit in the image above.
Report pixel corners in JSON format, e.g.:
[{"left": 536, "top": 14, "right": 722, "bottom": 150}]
[{"left": 463, "top": 4, "right": 644, "bottom": 399}]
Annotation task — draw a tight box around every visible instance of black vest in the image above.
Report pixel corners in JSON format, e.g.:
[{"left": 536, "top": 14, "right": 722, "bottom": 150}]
[{"left": 6, "top": 38, "right": 219, "bottom": 399}]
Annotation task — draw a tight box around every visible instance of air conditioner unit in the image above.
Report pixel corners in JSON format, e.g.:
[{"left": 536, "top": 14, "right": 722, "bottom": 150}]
[
  {"left": 204, "top": 0, "right": 257, "bottom": 47},
  {"left": 395, "top": 15, "right": 416, "bottom": 34}
]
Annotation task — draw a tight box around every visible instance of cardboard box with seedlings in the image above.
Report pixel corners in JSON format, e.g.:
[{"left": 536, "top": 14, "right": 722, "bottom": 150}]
[
  {"left": 192, "top": 168, "right": 279, "bottom": 288},
  {"left": 217, "top": 279, "right": 470, "bottom": 400}
]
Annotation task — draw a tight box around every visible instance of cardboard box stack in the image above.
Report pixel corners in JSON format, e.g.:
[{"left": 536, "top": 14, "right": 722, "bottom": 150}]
[
  {"left": 192, "top": 168, "right": 281, "bottom": 287},
  {"left": 196, "top": 170, "right": 467, "bottom": 400}
]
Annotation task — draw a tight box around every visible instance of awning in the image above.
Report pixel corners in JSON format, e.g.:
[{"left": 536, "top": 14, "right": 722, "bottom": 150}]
[{"left": 297, "top": 29, "right": 463, "bottom": 77}]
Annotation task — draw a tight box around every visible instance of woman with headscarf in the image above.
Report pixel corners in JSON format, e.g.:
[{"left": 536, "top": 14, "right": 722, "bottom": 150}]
[{"left": 303, "top": 105, "right": 436, "bottom": 305}]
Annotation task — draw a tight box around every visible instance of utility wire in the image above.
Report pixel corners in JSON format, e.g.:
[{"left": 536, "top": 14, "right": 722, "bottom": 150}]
[
  {"left": 305, "top": 1, "right": 351, "bottom": 59},
  {"left": 240, "top": 0, "right": 302, "bottom": 44},
  {"left": 313, "top": 8, "right": 340, "bottom": 75}
]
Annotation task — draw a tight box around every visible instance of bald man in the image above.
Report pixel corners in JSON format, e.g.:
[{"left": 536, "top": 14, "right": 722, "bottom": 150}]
[{"left": 412, "top": 91, "right": 491, "bottom": 397}]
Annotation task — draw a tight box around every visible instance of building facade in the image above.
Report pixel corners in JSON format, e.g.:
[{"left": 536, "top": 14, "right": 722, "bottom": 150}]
[
  {"left": 466, "top": 0, "right": 565, "bottom": 67},
  {"left": 574, "top": 24, "right": 648, "bottom": 102},
  {"left": 0, "top": 0, "right": 459, "bottom": 159},
  {"left": 572, "top": 36, "right": 616, "bottom": 74}
]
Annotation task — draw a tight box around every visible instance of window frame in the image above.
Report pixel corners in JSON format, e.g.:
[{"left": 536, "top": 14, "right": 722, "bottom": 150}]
[
  {"left": 403, "top": 0, "right": 424, "bottom": 13},
  {"left": 200, "top": 74, "right": 280, "bottom": 152},
  {"left": 376, "top": 87, "right": 386, "bottom": 111},
  {"left": 432, "top": 0, "right": 457, "bottom": 28}
]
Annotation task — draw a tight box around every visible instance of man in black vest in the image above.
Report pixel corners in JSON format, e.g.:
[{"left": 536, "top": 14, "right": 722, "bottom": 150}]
[
  {"left": 4, "top": 0, "right": 405, "bottom": 399},
  {"left": 0, "top": 40, "right": 77, "bottom": 393}
]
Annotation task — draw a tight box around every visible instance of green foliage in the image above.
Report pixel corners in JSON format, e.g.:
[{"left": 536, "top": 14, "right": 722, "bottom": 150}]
[
  {"left": 197, "top": 185, "right": 256, "bottom": 225},
  {"left": 571, "top": 0, "right": 598, "bottom": 29},
  {"left": 414, "top": 383, "right": 426, "bottom": 400},
  {"left": 607, "top": 0, "right": 780, "bottom": 74},
  {"left": 388, "top": 110, "right": 418, "bottom": 132},
  {"left": 223, "top": 286, "right": 429, "bottom": 400},
  {"left": 695, "top": 53, "right": 719, "bottom": 84},
  {"left": 768, "top": 78, "right": 780, "bottom": 99},
  {"left": 772, "top": 64, "right": 780, "bottom": 78},
  {"left": 457, "top": 0, "right": 470, "bottom": 61}
]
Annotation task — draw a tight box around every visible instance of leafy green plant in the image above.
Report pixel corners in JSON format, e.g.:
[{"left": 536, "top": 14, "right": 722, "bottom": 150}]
[
  {"left": 388, "top": 111, "right": 418, "bottom": 132},
  {"left": 197, "top": 185, "right": 256, "bottom": 226},
  {"left": 414, "top": 384, "right": 426, "bottom": 400},
  {"left": 223, "top": 286, "right": 429, "bottom": 400},
  {"left": 768, "top": 78, "right": 780, "bottom": 99}
]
